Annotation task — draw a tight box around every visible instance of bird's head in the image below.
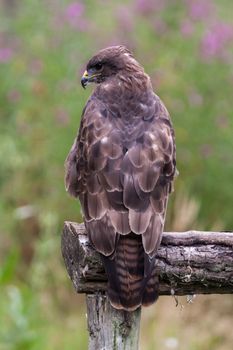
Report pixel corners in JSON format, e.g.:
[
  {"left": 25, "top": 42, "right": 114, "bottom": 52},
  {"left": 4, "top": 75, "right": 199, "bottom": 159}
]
[{"left": 81, "top": 46, "right": 142, "bottom": 89}]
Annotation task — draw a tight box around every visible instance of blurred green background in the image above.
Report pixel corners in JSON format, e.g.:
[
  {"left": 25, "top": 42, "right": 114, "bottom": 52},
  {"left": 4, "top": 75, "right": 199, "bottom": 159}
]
[{"left": 0, "top": 0, "right": 233, "bottom": 349}]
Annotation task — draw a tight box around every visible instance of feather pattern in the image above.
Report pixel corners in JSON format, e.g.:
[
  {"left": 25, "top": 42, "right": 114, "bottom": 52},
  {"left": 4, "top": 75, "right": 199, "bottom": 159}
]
[{"left": 65, "top": 46, "right": 177, "bottom": 311}]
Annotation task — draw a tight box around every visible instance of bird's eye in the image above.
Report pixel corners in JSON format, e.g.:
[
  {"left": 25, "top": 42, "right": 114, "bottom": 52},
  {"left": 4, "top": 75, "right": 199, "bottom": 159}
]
[{"left": 95, "top": 63, "right": 103, "bottom": 71}]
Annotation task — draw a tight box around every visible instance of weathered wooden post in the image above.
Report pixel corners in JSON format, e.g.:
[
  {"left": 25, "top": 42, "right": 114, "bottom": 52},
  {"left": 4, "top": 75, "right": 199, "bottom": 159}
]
[
  {"left": 61, "top": 221, "right": 233, "bottom": 350},
  {"left": 86, "top": 295, "right": 141, "bottom": 349},
  {"left": 61, "top": 222, "right": 142, "bottom": 349}
]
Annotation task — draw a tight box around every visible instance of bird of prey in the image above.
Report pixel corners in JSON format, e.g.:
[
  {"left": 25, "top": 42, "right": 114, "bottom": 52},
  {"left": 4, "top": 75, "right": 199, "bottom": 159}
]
[{"left": 65, "top": 46, "right": 177, "bottom": 311}]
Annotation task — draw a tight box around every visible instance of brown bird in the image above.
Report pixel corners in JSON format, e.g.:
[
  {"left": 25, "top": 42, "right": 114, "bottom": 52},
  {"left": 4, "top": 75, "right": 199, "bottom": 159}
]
[{"left": 65, "top": 46, "right": 177, "bottom": 311}]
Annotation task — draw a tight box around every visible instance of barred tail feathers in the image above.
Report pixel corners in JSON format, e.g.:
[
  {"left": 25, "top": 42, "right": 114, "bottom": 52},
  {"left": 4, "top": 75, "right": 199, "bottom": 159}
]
[{"left": 101, "top": 233, "right": 159, "bottom": 311}]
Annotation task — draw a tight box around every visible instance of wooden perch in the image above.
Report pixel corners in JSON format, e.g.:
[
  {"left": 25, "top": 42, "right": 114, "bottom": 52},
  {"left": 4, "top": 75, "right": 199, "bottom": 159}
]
[
  {"left": 62, "top": 221, "right": 233, "bottom": 295},
  {"left": 61, "top": 221, "right": 233, "bottom": 350}
]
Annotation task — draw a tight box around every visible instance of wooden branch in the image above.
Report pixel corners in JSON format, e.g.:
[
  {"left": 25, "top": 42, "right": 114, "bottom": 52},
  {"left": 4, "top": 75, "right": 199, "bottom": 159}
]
[{"left": 62, "top": 221, "right": 233, "bottom": 296}]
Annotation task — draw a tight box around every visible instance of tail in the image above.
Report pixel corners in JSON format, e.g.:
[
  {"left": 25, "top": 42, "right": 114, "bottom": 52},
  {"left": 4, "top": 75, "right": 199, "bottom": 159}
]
[{"left": 101, "top": 233, "right": 159, "bottom": 311}]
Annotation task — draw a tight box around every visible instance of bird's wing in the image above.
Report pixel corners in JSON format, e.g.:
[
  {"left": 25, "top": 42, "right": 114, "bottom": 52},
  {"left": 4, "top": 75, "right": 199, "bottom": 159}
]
[
  {"left": 65, "top": 94, "right": 176, "bottom": 258},
  {"left": 121, "top": 94, "right": 176, "bottom": 257}
]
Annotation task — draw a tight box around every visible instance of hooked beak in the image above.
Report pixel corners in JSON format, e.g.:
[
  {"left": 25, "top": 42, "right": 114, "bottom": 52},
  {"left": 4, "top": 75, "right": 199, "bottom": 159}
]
[
  {"left": 81, "top": 70, "right": 89, "bottom": 89},
  {"left": 81, "top": 69, "right": 101, "bottom": 89}
]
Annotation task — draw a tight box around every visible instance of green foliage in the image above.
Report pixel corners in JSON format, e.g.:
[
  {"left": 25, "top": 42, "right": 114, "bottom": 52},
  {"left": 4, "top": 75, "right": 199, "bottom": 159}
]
[
  {"left": 0, "top": 286, "right": 42, "bottom": 350},
  {"left": 0, "top": 0, "right": 233, "bottom": 349}
]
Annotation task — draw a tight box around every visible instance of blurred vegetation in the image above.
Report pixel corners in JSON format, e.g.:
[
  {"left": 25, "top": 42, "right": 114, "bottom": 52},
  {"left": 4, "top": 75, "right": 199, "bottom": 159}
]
[{"left": 0, "top": 0, "right": 232, "bottom": 349}]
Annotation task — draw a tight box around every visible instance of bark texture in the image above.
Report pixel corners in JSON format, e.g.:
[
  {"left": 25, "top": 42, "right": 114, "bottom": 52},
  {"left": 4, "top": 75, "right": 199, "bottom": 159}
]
[
  {"left": 62, "top": 221, "right": 233, "bottom": 296},
  {"left": 86, "top": 294, "right": 141, "bottom": 350}
]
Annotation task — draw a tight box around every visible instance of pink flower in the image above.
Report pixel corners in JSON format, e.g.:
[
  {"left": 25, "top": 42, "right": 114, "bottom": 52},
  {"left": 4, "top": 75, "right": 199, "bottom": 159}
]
[
  {"left": 135, "top": 0, "right": 166, "bottom": 15},
  {"left": 66, "top": 2, "right": 84, "bottom": 19},
  {"left": 65, "top": 2, "right": 87, "bottom": 30},
  {"left": 154, "top": 19, "right": 167, "bottom": 35},
  {"left": 180, "top": 20, "right": 194, "bottom": 38},
  {"left": 201, "top": 22, "right": 233, "bottom": 60},
  {"left": 0, "top": 47, "right": 13, "bottom": 63},
  {"left": 187, "top": 0, "right": 214, "bottom": 21},
  {"left": 116, "top": 6, "right": 134, "bottom": 32}
]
